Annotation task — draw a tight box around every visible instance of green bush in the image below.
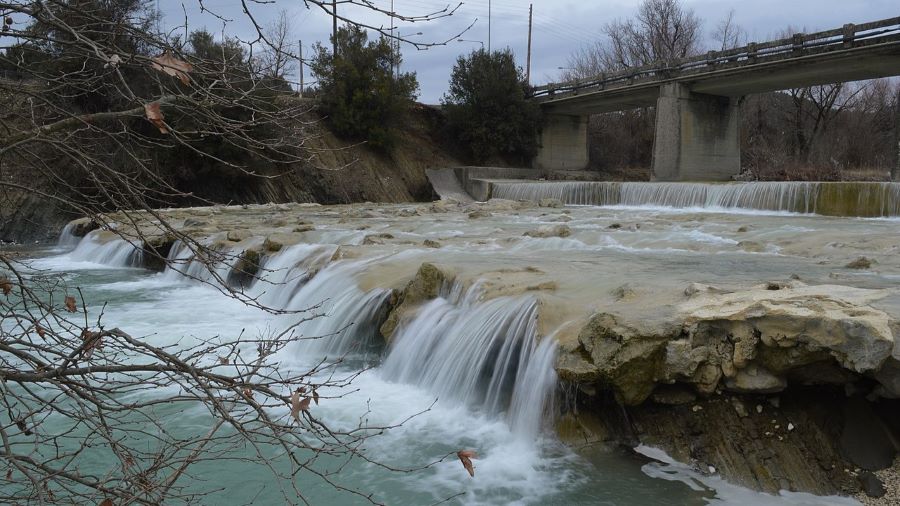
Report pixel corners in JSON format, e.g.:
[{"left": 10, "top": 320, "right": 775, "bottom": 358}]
[
  {"left": 442, "top": 49, "right": 542, "bottom": 164},
  {"left": 311, "top": 25, "right": 419, "bottom": 151}
]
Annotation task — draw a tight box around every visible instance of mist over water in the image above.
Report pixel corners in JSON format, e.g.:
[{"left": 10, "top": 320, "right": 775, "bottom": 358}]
[{"left": 24, "top": 202, "right": 886, "bottom": 505}]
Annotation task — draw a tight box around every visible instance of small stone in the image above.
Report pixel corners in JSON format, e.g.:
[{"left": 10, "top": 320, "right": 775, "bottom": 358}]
[
  {"left": 708, "top": 465, "right": 716, "bottom": 474},
  {"left": 737, "top": 226, "right": 748, "bottom": 233},
  {"left": 768, "top": 397, "right": 780, "bottom": 408},
  {"left": 691, "top": 405, "right": 703, "bottom": 412},
  {"left": 845, "top": 257, "right": 873, "bottom": 269},
  {"left": 756, "top": 404, "right": 763, "bottom": 414},
  {"left": 788, "top": 423, "right": 795, "bottom": 431},
  {"left": 538, "top": 198, "right": 564, "bottom": 208},
  {"left": 423, "top": 239, "right": 441, "bottom": 248},
  {"left": 858, "top": 470, "right": 886, "bottom": 498},
  {"left": 226, "top": 229, "right": 251, "bottom": 242},
  {"left": 608, "top": 223, "right": 622, "bottom": 229}
]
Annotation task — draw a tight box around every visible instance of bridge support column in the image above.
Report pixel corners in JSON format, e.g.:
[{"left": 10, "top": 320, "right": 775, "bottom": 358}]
[
  {"left": 533, "top": 114, "right": 588, "bottom": 171},
  {"left": 652, "top": 83, "right": 741, "bottom": 181}
]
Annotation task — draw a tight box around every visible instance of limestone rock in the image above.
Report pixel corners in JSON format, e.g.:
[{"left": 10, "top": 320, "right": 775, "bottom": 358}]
[
  {"left": 379, "top": 263, "right": 452, "bottom": 342},
  {"left": 846, "top": 256, "right": 873, "bottom": 269},
  {"left": 226, "top": 229, "right": 251, "bottom": 242},
  {"left": 538, "top": 198, "right": 564, "bottom": 208},
  {"left": 737, "top": 240, "right": 765, "bottom": 253},
  {"left": 263, "top": 233, "right": 302, "bottom": 252},
  {"left": 524, "top": 224, "right": 571, "bottom": 239},
  {"left": 573, "top": 313, "right": 673, "bottom": 405},
  {"left": 68, "top": 217, "right": 99, "bottom": 237},
  {"left": 724, "top": 364, "right": 786, "bottom": 393}
]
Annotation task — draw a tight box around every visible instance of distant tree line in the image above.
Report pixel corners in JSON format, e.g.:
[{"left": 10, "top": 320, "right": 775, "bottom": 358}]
[{"left": 562, "top": 0, "right": 900, "bottom": 180}]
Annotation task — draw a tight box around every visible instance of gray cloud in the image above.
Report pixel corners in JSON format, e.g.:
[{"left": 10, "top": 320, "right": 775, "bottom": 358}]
[{"left": 157, "top": 0, "right": 899, "bottom": 103}]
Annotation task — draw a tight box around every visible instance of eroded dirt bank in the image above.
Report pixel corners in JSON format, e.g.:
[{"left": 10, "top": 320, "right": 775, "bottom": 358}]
[{"left": 59, "top": 198, "right": 900, "bottom": 502}]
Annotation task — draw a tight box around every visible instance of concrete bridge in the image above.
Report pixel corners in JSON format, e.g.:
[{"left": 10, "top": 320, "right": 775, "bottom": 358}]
[{"left": 531, "top": 17, "right": 900, "bottom": 181}]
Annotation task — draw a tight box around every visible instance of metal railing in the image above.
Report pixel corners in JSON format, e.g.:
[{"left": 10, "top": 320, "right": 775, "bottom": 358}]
[{"left": 531, "top": 16, "right": 900, "bottom": 99}]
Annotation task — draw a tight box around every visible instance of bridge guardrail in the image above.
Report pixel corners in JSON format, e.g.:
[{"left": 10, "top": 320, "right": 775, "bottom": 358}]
[{"left": 532, "top": 16, "right": 900, "bottom": 99}]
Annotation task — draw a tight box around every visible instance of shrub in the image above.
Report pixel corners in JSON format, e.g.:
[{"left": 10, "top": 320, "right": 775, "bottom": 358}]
[
  {"left": 442, "top": 49, "right": 542, "bottom": 164},
  {"left": 311, "top": 25, "right": 419, "bottom": 151}
]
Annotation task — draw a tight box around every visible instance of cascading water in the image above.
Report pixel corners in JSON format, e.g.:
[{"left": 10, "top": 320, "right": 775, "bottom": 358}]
[
  {"left": 56, "top": 223, "right": 83, "bottom": 249},
  {"left": 63, "top": 230, "right": 143, "bottom": 267},
  {"left": 490, "top": 181, "right": 900, "bottom": 217},
  {"left": 381, "top": 281, "right": 558, "bottom": 438}
]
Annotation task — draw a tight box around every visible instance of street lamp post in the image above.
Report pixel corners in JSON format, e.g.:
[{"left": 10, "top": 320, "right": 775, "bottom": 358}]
[
  {"left": 395, "top": 31, "right": 422, "bottom": 79},
  {"left": 458, "top": 38, "right": 485, "bottom": 49}
]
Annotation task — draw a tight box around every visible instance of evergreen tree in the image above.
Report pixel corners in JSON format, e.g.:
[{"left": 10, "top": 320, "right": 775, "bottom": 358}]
[
  {"left": 311, "top": 25, "right": 419, "bottom": 151},
  {"left": 442, "top": 48, "right": 542, "bottom": 164}
]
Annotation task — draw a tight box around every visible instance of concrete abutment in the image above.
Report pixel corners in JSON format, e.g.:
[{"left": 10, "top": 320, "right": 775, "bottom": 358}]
[
  {"left": 651, "top": 83, "right": 742, "bottom": 181},
  {"left": 533, "top": 114, "right": 589, "bottom": 171}
]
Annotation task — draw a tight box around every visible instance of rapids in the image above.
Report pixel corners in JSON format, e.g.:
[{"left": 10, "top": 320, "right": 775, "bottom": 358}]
[{"left": 19, "top": 197, "right": 900, "bottom": 505}]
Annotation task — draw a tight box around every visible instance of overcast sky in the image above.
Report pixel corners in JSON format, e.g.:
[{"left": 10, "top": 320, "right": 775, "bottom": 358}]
[{"left": 157, "top": 0, "right": 899, "bottom": 103}]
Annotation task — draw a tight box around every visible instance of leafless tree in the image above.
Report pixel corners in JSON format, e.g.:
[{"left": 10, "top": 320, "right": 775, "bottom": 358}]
[
  {"left": 712, "top": 9, "right": 747, "bottom": 51},
  {"left": 255, "top": 10, "right": 296, "bottom": 82},
  {"left": 0, "top": 1, "right": 472, "bottom": 503}
]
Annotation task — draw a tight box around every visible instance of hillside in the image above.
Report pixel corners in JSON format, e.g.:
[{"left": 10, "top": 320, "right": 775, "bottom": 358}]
[{"left": 0, "top": 101, "right": 461, "bottom": 244}]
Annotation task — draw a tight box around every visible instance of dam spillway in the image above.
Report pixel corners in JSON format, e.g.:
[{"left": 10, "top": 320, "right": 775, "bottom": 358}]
[{"left": 487, "top": 181, "right": 900, "bottom": 217}]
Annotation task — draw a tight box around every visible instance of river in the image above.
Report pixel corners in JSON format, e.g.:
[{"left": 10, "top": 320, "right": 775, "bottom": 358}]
[{"left": 11, "top": 191, "right": 899, "bottom": 505}]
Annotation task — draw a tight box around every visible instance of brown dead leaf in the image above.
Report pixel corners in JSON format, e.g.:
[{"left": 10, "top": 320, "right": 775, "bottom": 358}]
[
  {"left": 80, "top": 329, "right": 103, "bottom": 358},
  {"left": 5, "top": 468, "right": 11, "bottom": 480},
  {"left": 0, "top": 276, "right": 11, "bottom": 295},
  {"left": 151, "top": 52, "right": 192, "bottom": 85},
  {"left": 457, "top": 450, "right": 478, "bottom": 478},
  {"left": 144, "top": 102, "right": 168, "bottom": 134},
  {"left": 64, "top": 295, "right": 77, "bottom": 313},
  {"left": 290, "top": 389, "right": 311, "bottom": 422},
  {"left": 35, "top": 325, "right": 45, "bottom": 338},
  {"left": 312, "top": 388, "right": 320, "bottom": 406},
  {"left": 99, "top": 499, "right": 114, "bottom": 506},
  {"left": 218, "top": 356, "right": 229, "bottom": 365}
]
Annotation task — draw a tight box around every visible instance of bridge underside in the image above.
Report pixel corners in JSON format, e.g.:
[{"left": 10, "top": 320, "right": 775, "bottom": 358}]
[{"left": 532, "top": 42, "right": 900, "bottom": 181}]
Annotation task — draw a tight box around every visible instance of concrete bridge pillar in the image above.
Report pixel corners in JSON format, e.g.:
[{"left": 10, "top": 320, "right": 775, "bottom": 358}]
[
  {"left": 651, "top": 83, "right": 741, "bottom": 181},
  {"left": 533, "top": 114, "right": 588, "bottom": 171}
]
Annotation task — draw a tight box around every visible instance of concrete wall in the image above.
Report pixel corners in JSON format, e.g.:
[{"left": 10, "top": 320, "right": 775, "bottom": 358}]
[
  {"left": 533, "top": 114, "right": 589, "bottom": 171},
  {"left": 652, "top": 83, "right": 741, "bottom": 181}
]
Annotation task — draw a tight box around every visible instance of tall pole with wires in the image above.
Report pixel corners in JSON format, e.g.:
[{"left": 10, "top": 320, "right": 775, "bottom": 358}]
[
  {"left": 526, "top": 4, "right": 533, "bottom": 85},
  {"left": 332, "top": 0, "right": 338, "bottom": 56},
  {"left": 488, "top": 0, "right": 492, "bottom": 53}
]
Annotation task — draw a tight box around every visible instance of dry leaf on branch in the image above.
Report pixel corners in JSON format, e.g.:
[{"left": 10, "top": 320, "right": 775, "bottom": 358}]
[
  {"left": 0, "top": 276, "right": 11, "bottom": 295},
  {"left": 218, "top": 356, "right": 229, "bottom": 365},
  {"left": 290, "top": 389, "right": 311, "bottom": 422},
  {"left": 99, "top": 499, "right": 114, "bottom": 506},
  {"left": 144, "top": 102, "right": 168, "bottom": 134},
  {"left": 80, "top": 329, "right": 103, "bottom": 358},
  {"left": 5, "top": 468, "right": 11, "bottom": 480},
  {"left": 35, "top": 325, "right": 45, "bottom": 338},
  {"left": 151, "top": 52, "right": 192, "bottom": 85},
  {"left": 64, "top": 295, "right": 77, "bottom": 313},
  {"left": 312, "top": 388, "right": 320, "bottom": 406},
  {"left": 457, "top": 450, "right": 478, "bottom": 477}
]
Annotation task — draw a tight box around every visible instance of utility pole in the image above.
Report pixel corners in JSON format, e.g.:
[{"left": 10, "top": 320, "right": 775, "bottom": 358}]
[
  {"left": 526, "top": 4, "right": 533, "bottom": 85},
  {"left": 488, "top": 0, "right": 492, "bottom": 52},
  {"left": 332, "top": 0, "right": 338, "bottom": 56},
  {"left": 298, "top": 40, "right": 304, "bottom": 97}
]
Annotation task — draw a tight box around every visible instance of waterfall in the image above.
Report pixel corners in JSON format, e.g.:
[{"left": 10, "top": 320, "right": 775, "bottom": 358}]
[
  {"left": 66, "top": 231, "right": 143, "bottom": 267},
  {"left": 381, "top": 282, "right": 558, "bottom": 437},
  {"left": 56, "top": 223, "right": 82, "bottom": 249},
  {"left": 490, "top": 181, "right": 900, "bottom": 217}
]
